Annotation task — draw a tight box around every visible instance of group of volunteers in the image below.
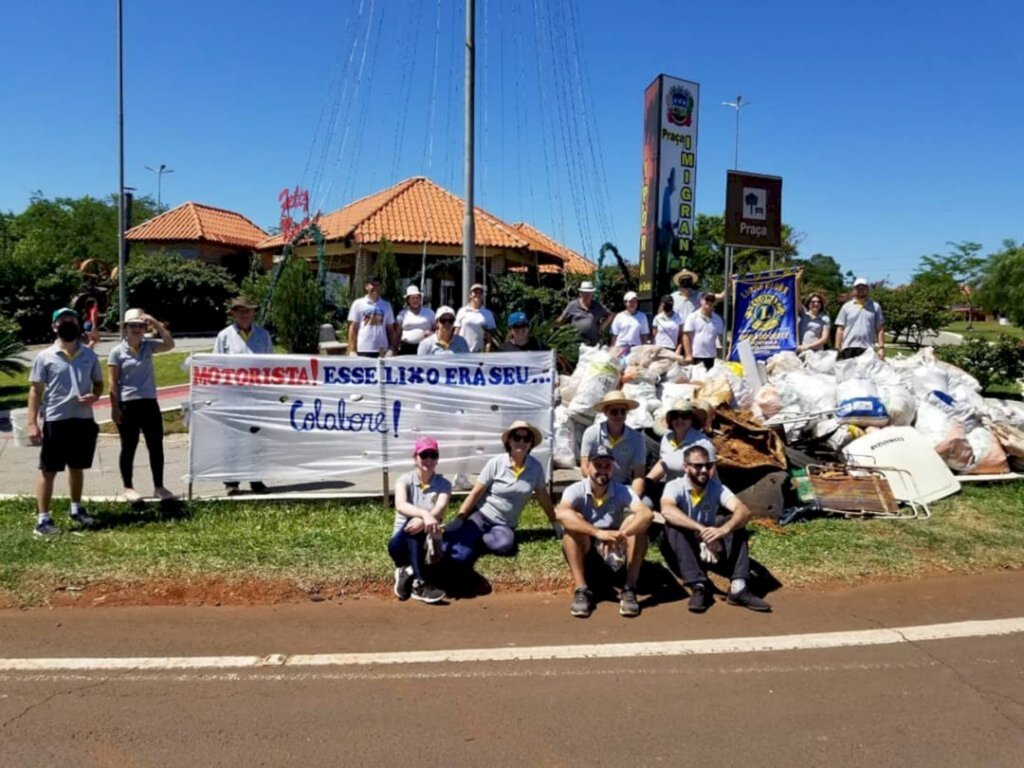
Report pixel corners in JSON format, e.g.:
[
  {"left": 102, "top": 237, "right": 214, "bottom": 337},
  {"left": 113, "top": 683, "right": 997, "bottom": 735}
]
[
  {"left": 347, "top": 276, "right": 548, "bottom": 357},
  {"left": 387, "top": 393, "right": 771, "bottom": 618}
]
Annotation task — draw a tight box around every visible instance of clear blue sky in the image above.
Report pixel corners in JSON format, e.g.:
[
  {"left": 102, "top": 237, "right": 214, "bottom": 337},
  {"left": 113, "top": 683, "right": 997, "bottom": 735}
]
[{"left": 2, "top": 0, "right": 1021, "bottom": 283}]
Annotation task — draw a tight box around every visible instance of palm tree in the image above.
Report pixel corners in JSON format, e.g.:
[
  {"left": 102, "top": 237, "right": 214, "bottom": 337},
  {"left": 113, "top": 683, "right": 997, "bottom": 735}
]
[{"left": 0, "top": 319, "right": 27, "bottom": 375}]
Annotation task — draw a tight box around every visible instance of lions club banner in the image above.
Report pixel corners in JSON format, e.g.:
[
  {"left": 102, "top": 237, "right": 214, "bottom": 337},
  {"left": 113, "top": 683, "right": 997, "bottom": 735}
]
[
  {"left": 729, "top": 271, "right": 800, "bottom": 360},
  {"left": 186, "top": 352, "right": 556, "bottom": 484}
]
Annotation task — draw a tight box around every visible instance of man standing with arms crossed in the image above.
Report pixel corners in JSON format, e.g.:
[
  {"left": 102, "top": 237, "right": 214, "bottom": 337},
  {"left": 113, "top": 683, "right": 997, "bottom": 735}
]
[{"left": 27, "top": 307, "right": 104, "bottom": 536}]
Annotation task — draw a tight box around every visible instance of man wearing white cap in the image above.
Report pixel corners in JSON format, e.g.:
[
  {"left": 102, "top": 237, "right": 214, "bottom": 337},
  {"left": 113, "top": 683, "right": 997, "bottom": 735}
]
[
  {"left": 455, "top": 283, "right": 496, "bottom": 353},
  {"left": 557, "top": 280, "right": 611, "bottom": 346},
  {"left": 609, "top": 291, "right": 650, "bottom": 355},
  {"left": 834, "top": 278, "right": 885, "bottom": 360},
  {"left": 396, "top": 285, "right": 435, "bottom": 356}
]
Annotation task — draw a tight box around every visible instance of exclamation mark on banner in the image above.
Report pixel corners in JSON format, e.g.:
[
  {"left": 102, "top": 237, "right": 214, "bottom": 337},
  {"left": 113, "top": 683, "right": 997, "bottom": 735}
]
[
  {"left": 392, "top": 400, "right": 401, "bottom": 437},
  {"left": 310, "top": 358, "right": 318, "bottom": 384}
]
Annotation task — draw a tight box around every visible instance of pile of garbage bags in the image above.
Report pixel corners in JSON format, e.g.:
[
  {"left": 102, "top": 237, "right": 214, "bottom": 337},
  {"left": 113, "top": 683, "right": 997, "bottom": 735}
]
[{"left": 552, "top": 342, "right": 1024, "bottom": 478}]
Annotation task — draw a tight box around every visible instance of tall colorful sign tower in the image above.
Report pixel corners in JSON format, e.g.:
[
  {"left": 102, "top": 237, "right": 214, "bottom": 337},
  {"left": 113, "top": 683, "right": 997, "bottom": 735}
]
[{"left": 638, "top": 74, "right": 700, "bottom": 304}]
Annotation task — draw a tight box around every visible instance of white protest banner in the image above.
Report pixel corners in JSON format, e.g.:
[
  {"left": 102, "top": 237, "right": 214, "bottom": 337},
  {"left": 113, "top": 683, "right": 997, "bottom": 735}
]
[{"left": 186, "top": 352, "right": 556, "bottom": 485}]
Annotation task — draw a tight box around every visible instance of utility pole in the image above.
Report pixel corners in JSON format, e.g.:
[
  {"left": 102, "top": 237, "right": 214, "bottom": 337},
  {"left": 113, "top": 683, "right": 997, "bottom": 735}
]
[
  {"left": 117, "top": 0, "right": 127, "bottom": 335},
  {"left": 721, "top": 95, "right": 750, "bottom": 170},
  {"left": 145, "top": 163, "right": 174, "bottom": 209},
  {"left": 462, "top": 0, "right": 475, "bottom": 304}
]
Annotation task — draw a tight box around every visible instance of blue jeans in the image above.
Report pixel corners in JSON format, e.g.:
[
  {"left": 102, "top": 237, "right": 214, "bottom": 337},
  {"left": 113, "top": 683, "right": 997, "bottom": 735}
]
[
  {"left": 444, "top": 510, "right": 516, "bottom": 564},
  {"left": 388, "top": 528, "right": 428, "bottom": 581}
]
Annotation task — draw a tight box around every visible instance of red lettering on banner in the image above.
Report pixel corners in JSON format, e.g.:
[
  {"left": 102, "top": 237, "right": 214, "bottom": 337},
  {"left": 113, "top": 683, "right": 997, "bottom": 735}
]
[{"left": 192, "top": 364, "right": 314, "bottom": 387}]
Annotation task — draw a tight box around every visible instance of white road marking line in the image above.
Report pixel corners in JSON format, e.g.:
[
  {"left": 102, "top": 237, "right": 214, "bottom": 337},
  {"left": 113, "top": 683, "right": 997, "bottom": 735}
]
[{"left": 0, "top": 618, "right": 1020, "bottom": 673}]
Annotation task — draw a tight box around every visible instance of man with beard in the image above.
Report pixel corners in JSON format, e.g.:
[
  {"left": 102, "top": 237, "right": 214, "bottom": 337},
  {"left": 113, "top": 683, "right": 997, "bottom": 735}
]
[
  {"left": 26, "top": 308, "right": 104, "bottom": 536},
  {"left": 556, "top": 444, "right": 653, "bottom": 619},
  {"left": 660, "top": 442, "right": 771, "bottom": 613}
]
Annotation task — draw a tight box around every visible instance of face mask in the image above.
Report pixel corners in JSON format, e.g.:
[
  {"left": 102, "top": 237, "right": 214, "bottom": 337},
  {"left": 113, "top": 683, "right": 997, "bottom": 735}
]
[{"left": 56, "top": 322, "right": 80, "bottom": 341}]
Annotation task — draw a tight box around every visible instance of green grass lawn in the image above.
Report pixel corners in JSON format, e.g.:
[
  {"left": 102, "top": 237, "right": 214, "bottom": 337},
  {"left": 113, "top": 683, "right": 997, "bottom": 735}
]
[
  {"left": 944, "top": 320, "right": 1024, "bottom": 340},
  {"left": 2, "top": 484, "right": 1021, "bottom": 607},
  {"left": 0, "top": 349, "right": 198, "bottom": 412}
]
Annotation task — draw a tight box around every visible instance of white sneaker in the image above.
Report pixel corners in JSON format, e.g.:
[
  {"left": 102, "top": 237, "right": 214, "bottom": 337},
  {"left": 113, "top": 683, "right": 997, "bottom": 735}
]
[
  {"left": 123, "top": 488, "right": 143, "bottom": 503},
  {"left": 154, "top": 487, "right": 176, "bottom": 501}
]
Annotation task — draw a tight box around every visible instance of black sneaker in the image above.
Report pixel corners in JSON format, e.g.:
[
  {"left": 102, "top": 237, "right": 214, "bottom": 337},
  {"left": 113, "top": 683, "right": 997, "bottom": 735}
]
[
  {"left": 393, "top": 566, "right": 414, "bottom": 600},
  {"left": 727, "top": 589, "right": 772, "bottom": 613},
  {"left": 411, "top": 579, "right": 445, "bottom": 604},
  {"left": 570, "top": 587, "right": 592, "bottom": 618},
  {"left": 250, "top": 482, "right": 270, "bottom": 494},
  {"left": 33, "top": 518, "right": 61, "bottom": 537},
  {"left": 688, "top": 583, "right": 711, "bottom": 613},
  {"left": 69, "top": 508, "right": 96, "bottom": 528},
  {"left": 619, "top": 588, "right": 640, "bottom": 618}
]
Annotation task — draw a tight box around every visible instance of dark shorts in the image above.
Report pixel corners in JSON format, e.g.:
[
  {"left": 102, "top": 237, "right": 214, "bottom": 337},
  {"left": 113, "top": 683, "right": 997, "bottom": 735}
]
[
  {"left": 694, "top": 356, "right": 716, "bottom": 370},
  {"left": 838, "top": 347, "right": 868, "bottom": 360},
  {"left": 39, "top": 418, "right": 99, "bottom": 473}
]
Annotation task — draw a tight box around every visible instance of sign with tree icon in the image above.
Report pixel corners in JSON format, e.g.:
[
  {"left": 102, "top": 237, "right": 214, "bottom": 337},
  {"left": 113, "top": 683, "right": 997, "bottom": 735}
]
[{"left": 725, "top": 171, "right": 782, "bottom": 248}]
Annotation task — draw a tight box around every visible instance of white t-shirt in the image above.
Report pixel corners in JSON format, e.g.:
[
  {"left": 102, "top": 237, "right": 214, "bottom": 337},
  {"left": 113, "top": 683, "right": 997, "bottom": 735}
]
[
  {"left": 653, "top": 312, "right": 683, "bottom": 349},
  {"left": 670, "top": 290, "right": 699, "bottom": 322},
  {"left": 397, "top": 306, "right": 436, "bottom": 344},
  {"left": 610, "top": 311, "right": 650, "bottom": 348},
  {"left": 455, "top": 306, "right": 496, "bottom": 352},
  {"left": 348, "top": 296, "right": 395, "bottom": 353},
  {"left": 683, "top": 311, "right": 723, "bottom": 358}
]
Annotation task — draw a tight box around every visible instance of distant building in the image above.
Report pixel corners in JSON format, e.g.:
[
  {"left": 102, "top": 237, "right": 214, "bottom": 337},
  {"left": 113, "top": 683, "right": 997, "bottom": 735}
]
[
  {"left": 125, "top": 202, "right": 268, "bottom": 282},
  {"left": 255, "top": 176, "right": 595, "bottom": 308}
]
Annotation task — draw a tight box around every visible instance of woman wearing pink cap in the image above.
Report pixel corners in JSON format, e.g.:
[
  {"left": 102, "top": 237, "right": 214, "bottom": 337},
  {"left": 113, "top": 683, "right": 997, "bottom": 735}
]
[{"left": 388, "top": 435, "right": 451, "bottom": 604}]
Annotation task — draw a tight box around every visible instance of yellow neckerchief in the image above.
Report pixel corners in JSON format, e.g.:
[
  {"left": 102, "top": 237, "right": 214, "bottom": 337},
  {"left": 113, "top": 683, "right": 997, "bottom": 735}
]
[
  {"left": 589, "top": 479, "right": 607, "bottom": 507},
  {"left": 690, "top": 490, "right": 704, "bottom": 508},
  {"left": 57, "top": 342, "right": 81, "bottom": 361},
  {"left": 604, "top": 423, "right": 624, "bottom": 448},
  {"left": 435, "top": 337, "right": 450, "bottom": 349},
  {"left": 511, "top": 464, "right": 526, "bottom": 479}
]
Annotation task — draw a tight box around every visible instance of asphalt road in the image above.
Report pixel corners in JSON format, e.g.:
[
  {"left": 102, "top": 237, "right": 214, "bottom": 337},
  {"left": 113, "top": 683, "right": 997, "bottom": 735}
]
[{"left": 1, "top": 572, "right": 1022, "bottom": 767}]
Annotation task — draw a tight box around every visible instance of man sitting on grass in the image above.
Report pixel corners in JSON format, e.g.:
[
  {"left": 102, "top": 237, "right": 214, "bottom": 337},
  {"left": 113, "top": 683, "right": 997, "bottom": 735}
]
[
  {"left": 660, "top": 442, "right": 771, "bottom": 614},
  {"left": 556, "top": 444, "right": 653, "bottom": 619}
]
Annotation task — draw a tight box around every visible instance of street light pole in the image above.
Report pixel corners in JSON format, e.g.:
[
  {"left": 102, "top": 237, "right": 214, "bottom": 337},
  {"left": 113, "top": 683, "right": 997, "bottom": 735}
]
[
  {"left": 721, "top": 95, "right": 750, "bottom": 170},
  {"left": 145, "top": 163, "right": 174, "bottom": 210},
  {"left": 117, "top": 0, "right": 126, "bottom": 336}
]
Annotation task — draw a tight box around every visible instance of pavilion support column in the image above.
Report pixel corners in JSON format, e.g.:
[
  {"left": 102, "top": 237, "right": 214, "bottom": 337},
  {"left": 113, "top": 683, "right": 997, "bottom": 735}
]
[{"left": 353, "top": 245, "right": 368, "bottom": 298}]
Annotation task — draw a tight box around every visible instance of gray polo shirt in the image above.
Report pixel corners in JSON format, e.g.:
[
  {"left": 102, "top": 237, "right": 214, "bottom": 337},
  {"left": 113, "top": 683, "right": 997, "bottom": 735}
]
[
  {"left": 29, "top": 343, "right": 103, "bottom": 422},
  {"left": 580, "top": 422, "right": 646, "bottom": 484},
  {"left": 417, "top": 334, "right": 470, "bottom": 355},
  {"left": 475, "top": 453, "right": 547, "bottom": 528},
  {"left": 560, "top": 478, "right": 638, "bottom": 530},
  {"left": 834, "top": 299, "right": 884, "bottom": 351},
  {"left": 392, "top": 471, "right": 453, "bottom": 535},
  {"left": 663, "top": 475, "right": 735, "bottom": 527},
  {"left": 214, "top": 324, "right": 273, "bottom": 355},
  {"left": 798, "top": 311, "right": 831, "bottom": 347},
  {"left": 560, "top": 298, "right": 610, "bottom": 345},
  {"left": 670, "top": 290, "right": 699, "bottom": 321},
  {"left": 657, "top": 429, "right": 708, "bottom": 481},
  {"left": 108, "top": 339, "right": 160, "bottom": 401}
]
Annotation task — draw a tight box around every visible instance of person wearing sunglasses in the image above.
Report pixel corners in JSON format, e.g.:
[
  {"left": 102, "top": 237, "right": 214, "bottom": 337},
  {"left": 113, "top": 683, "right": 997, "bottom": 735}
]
[
  {"left": 580, "top": 391, "right": 647, "bottom": 497},
  {"left": 417, "top": 306, "right": 470, "bottom": 355},
  {"left": 500, "top": 311, "right": 547, "bottom": 352},
  {"left": 643, "top": 399, "right": 708, "bottom": 509},
  {"left": 389, "top": 436, "right": 450, "bottom": 604},
  {"left": 556, "top": 444, "right": 653, "bottom": 618},
  {"left": 660, "top": 442, "right": 771, "bottom": 614},
  {"left": 108, "top": 308, "right": 176, "bottom": 503},
  {"left": 445, "top": 420, "right": 556, "bottom": 568}
]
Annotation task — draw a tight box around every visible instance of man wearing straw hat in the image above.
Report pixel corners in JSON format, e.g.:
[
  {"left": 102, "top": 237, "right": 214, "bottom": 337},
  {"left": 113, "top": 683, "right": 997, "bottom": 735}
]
[
  {"left": 579, "top": 391, "right": 647, "bottom": 497},
  {"left": 26, "top": 307, "right": 104, "bottom": 536},
  {"left": 214, "top": 296, "right": 273, "bottom": 355},
  {"left": 557, "top": 444, "right": 653, "bottom": 618},
  {"left": 670, "top": 269, "right": 701, "bottom": 322},
  {"left": 213, "top": 296, "right": 273, "bottom": 493}
]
